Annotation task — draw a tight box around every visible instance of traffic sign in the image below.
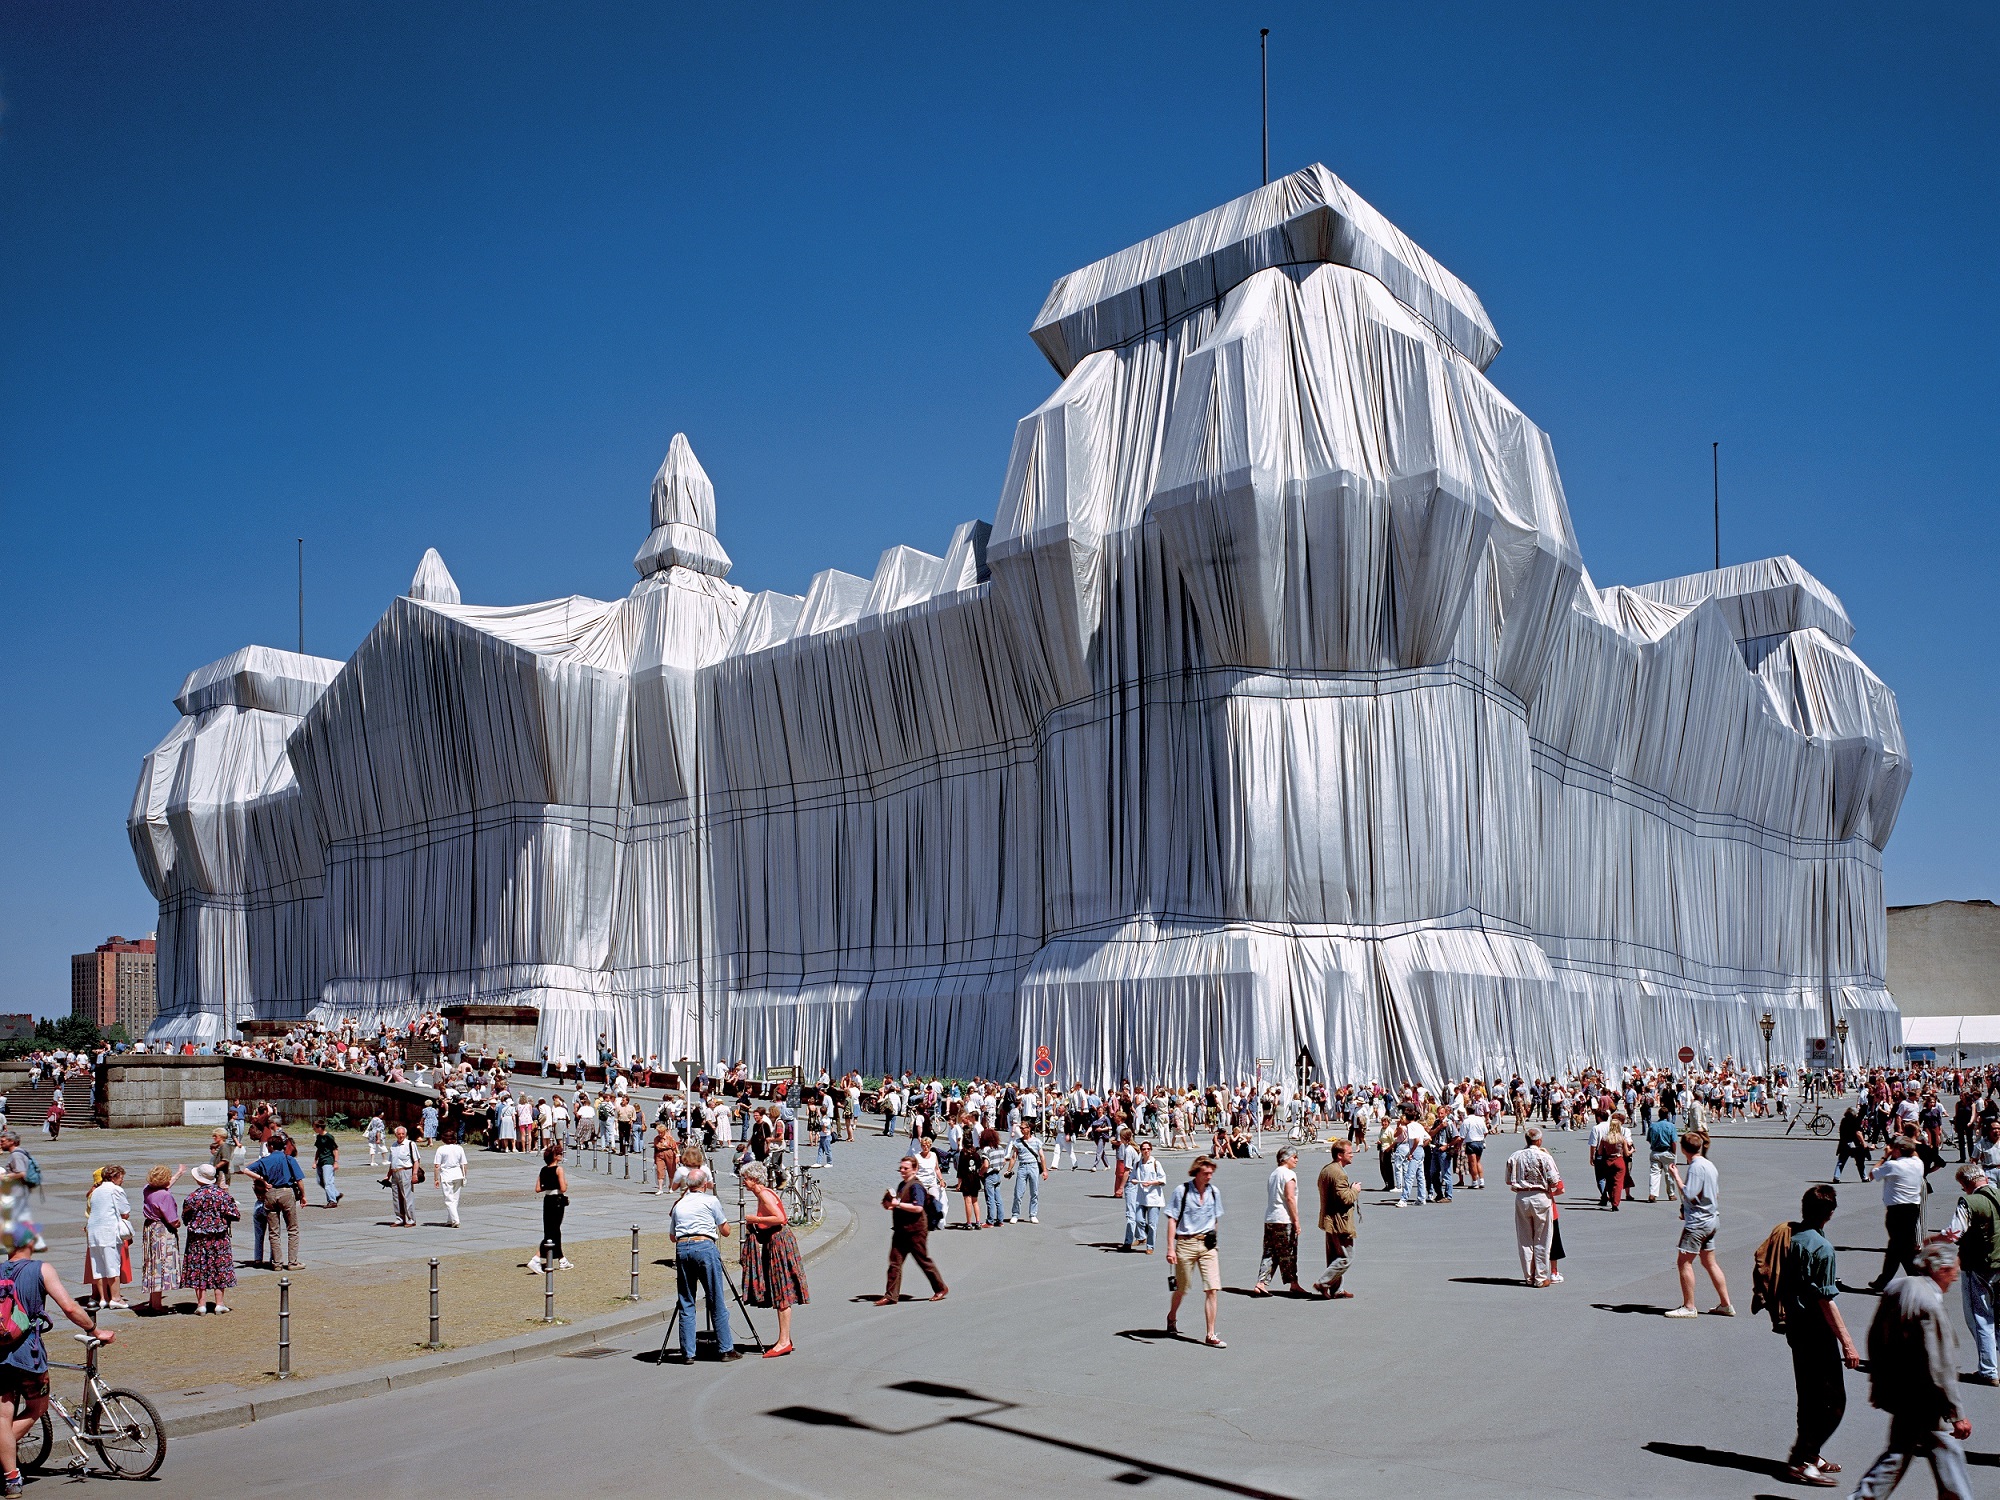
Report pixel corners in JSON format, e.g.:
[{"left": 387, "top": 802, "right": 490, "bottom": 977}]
[
  {"left": 1032, "top": 1044, "right": 1053, "bottom": 1078},
  {"left": 1677, "top": 1045, "right": 1695, "bottom": 1064}
]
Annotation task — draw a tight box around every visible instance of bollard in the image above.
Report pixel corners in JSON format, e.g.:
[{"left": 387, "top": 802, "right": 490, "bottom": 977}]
[
  {"left": 541, "top": 1238, "right": 557, "bottom": 1323},
  {"left": 427, "top": 1258, "right": 441, "bottom": 1348},
  {"left": 629, "top": 1226, "right": 641, "bottom": 1301},
  {"left": 624, "top": 1151, "right": 631, "bottom": 1180},
  {"left": 278, "top": 1277, "right": 292, "bottom": 1379}
]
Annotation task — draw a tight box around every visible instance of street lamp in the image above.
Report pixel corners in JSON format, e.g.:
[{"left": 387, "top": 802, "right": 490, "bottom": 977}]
[
  {"left": 1834, "top": 1019, "right": 1849, "bottom": 1081},
  {"left": 1759, "top": 1011, "right": 1776, "bottom": 1087}
]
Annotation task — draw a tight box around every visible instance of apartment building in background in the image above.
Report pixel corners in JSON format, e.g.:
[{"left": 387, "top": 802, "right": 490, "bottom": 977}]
[{"left": 71, "top": 934, "right": 157, "bottom": 1036}]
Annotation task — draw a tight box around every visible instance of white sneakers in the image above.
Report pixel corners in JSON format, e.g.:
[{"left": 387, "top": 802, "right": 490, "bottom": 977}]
[
  {"left": 558, "top": 1258, "right": 575, "bottom": 1269},
  {"left": 526, "top": 1257, "right": 542, "bottom": 1273},
  {"left": 1029, "top": 1215, "right": 1039, "bottom": 1223},
  {"left": 1664, "top": 1305, "right": 1698, "bottom": 1318}
]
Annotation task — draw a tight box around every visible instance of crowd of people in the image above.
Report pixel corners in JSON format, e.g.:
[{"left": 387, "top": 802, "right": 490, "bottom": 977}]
[{"left": 5, "top": 1042, "right": 1995, "bottom": 1499}]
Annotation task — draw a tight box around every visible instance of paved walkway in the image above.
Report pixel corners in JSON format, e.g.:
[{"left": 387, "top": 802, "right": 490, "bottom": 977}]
[{"left": 59, "top": 1117, "right": 1995, "bottom": 1498}]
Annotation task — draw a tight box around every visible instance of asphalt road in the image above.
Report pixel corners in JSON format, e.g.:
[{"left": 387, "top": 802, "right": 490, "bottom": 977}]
[{"left": 111, "top": 1120, "right": 1998, "bottom": 1500}]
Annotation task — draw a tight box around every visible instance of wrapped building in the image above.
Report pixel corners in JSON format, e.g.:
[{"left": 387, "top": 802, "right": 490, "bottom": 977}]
[{"left": 132, "top": 166, "right": 1909, "bottom": 1085}]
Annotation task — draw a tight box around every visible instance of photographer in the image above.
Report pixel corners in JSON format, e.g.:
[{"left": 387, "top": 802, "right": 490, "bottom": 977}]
[{"left": 1166, "top": 1155, "right": 1225, "bottom": 1347}]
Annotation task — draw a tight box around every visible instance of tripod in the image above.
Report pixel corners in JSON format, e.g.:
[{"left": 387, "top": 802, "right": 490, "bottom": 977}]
[{"left": 657, "top": 1254, "right": 763, "bottom": 1362}]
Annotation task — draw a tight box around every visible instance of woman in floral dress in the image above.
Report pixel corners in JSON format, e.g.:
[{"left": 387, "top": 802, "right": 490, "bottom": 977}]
[
  {"left": 178, "top": 1164, "right": 239, "bottom": 1314},
  {"left": 738, "top": 1162, "right": 806, "bottom": 1357},
  {"left": 139, "top": 1164, "right": 185, "bottom": 1313}
]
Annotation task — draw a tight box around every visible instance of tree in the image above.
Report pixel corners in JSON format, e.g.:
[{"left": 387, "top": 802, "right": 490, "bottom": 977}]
[{"left": 35, "top": 1016, "right": 100, "bottom": 1052}]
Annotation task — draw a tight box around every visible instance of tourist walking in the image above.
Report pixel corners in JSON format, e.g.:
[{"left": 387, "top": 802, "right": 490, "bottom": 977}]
[
  {"left": 740, "top": 1162, "right": 807, "bottom": 1358},
  {"left": 1946, "top": 1164, "right": 1998, "bottom": 1384},
  {"left": 364, "top": 1113, "right": 386, "bottom": 1167},
  {"left": 1597, "top": 1114, "right": 1633, "bottom": 1208},
  {"left": 955, "top": 1133, "right": 986, "bottom": 1229},
  {"left": 1166, "top": 1155, "right": 1225, "bottom": 1346},
  {"left": 311, "top": 1120, "right": 341, "bottom": 1208},
  {"left": 1779, "top": 1184, "right": 1861, "bottom": 1487},
  {"left": 1848, "top": 1238, "right": 1973, "bottom": 1499},
  {"left": 1869, "top": 1137, "right": 1927, "bottom": 1291},
  {"left": 1254, "top": 1147, "right": 1305, "bottom": 1296},
  {"left": 529, "top": 1144, "right": 571, "bottom": 1271},
  {"left": 385, "top": 1124, "right": 419, "bottom": 1228},
  {"left": 137, "top": 1165, "right": 183, "bottom": 1315},
  {"left": 876, "top": 1155, "right": 947, "bottom": 1306},
  {"left": 1666, "top": 1129, "right": 1732, "bottom": 1317},
  {"left": 1314, "top": 1138, "right": 1359, "bottom": 1296},
  {"left": 669, "top": 1166, "right": 739, "bottom": 1362},
  {"left": 433, "top": 1130, "right": 467, "bottom": 1227},
  {"left": 1646, "top": 1108, "right": 1678, "bottom": 1201},
  {"left": 1505, "top": 1128, "right": 1560, "bottom": 1287},
  {"left": 84, "top": 1166, "right": 132, "bottom": 1309},
  {"left": 177, "top": 1163, "right": 237, "bottom": 1314},
  {"left": 1128, "top": 1140, "right": 1167, "bottom": 1252},
  {"left": 1836, "top": 1104, "right": 1872, "bottom": 1182},
  {"left": 1007, "top": 1121, "right": 1046, "bottom": 1223}
]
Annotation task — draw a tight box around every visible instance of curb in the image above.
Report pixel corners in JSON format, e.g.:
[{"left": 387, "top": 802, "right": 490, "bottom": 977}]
[{"left": 160, "top": 1199, "right": 857, "bottom": 1437}]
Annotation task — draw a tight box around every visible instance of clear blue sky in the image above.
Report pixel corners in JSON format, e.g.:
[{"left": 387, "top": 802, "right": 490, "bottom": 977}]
[{"left": 2, "top": 4, "right": 1993, "bottom": 1017}]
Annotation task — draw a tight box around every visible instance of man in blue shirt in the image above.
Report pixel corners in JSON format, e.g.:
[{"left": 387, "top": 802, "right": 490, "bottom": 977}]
[
  {"left": 1782, "top": 1184, "right": 1860, "bottom": 1487},
  {"left": 1645, "top": 1111, "right": 1678, "bottom": 1202},
  {"left": 244, "top": 1135, "right": 305, "bottom": 1269},
  {"left": 1166, "top": 1156, "right": 1226, "bottom": 1348}
]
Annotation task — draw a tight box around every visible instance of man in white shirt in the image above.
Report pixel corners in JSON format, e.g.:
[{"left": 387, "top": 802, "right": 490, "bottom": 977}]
[
  {"left": 1461, "top": 1107, "right": 1489, "bottom": 1189},
  {"left": 1505, "top": 1128, "right": 1561, "bottom": 1286},
  {"left": 1255, "top": 1148, "right": 1306, "bottom": 1296},
  {"left": 433, "top": 1132, "right": 468, "bottom": 1227},
  {"left": 1665, "top": 1130, "right": 1732, "bottom": 1316},
  {"left": 1869, "top": 1136, "right": 1929, "bottom": 1291},
  {"left": 668, "top": 1170, "right": 739, "bottom": 1363}
]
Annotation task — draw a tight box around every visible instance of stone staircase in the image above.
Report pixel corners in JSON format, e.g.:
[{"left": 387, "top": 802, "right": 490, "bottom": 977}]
[{"left": 1, "top": 1076, "right": 98, "bottom": 1129}]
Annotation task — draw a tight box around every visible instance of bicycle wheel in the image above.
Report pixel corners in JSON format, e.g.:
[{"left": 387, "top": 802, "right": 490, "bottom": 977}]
[
  {"left": 17, "top": 1412, "right": 49, "bottom": 1472},
  {"left": 87, "top": 1387, "right": 165, "bottom": 1479},
  {"left": 1809, "top": 1113, "right": 1834, "bottom": 1138}
]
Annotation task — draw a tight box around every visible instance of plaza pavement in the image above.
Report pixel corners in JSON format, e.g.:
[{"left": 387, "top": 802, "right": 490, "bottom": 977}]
[{"left": 65, "top": 1110, "right": 1993, "bottom": 1500}]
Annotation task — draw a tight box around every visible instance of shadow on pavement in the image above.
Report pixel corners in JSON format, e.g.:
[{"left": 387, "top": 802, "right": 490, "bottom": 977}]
[
  {"left": 768, "top": 1380, "right": 1300, "bottom": 1498},
  {"left": 1114, "top": 1327, "right": 1182, "bottom": 1343},
  {"left": 1447, "top": 1276, "right": 1534, "bottom": 1288},
  {"left": 1592, "top": 1302, "right": 1668, "bottom": 1316},
  {"left": 1643, "top": 1441, "right": 1787, "bottom": 1480}
]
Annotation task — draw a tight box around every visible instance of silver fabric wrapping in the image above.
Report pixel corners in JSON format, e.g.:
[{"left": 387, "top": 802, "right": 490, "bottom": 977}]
[{"left": 133, "top": 167, "right": 1907, "bottom": 1085}]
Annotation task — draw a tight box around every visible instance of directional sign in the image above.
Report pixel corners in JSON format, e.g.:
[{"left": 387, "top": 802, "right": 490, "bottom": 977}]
[
  {"left": 1032, "top": 1044, "right": 1053, "bottom": 1078},
  {"left": 1677, "top": 1045, "right": 1696, "bottom": 1064}
]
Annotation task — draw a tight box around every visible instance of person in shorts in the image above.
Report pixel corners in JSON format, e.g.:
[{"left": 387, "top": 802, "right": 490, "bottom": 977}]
[
  {"left": 0, "top": 1231, "right": 113, "bottom": 1497},
  {"left": 1665, "top": 1129, "right": 1734, "bottom": 1317},
  {"left": 1166, "top": 1156, "right": 1226, "bottom": 1347}
]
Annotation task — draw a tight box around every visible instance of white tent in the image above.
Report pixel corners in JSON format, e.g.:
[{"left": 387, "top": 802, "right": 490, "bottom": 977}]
[
  {"left": 1901, "top": 1015, "right": 2000, "bottom": 1058},
  {"left": 132, "top": 166, "right": 1908, "bottom": 1087}
]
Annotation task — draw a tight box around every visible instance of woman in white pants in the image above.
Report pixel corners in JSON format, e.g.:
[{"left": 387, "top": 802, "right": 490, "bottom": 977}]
[{"left": 434, "top": 1131, "right": 468, "bottom": 1227}]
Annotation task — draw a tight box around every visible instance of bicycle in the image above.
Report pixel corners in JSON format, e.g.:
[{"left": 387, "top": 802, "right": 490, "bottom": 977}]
[
  {"left": 20, "top": 1329, "right": 165, "bottom": 1480},
  {"left": 1787, "top": 1106, "right": 1835, "bottom": 1138},
  {"left": 787, "top": 1164, "right": 825, "bottom": 1228}
]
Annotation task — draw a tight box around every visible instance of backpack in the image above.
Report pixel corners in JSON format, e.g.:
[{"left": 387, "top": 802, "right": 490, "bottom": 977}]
[
  {"left": 0, "top": 1265, "right": 37, "bottom": 1357},
  {"left": 18, "top": 1153, "right": 39, "bottom": 1190},
  {"left": 919, "top": 1183, "right": 943, "bottom": 1232}
]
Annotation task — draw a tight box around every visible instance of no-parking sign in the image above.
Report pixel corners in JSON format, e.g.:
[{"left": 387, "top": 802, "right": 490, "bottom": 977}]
[{"left": 1032, "top": 1044, "right": 1053, "bottom": 1078}]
